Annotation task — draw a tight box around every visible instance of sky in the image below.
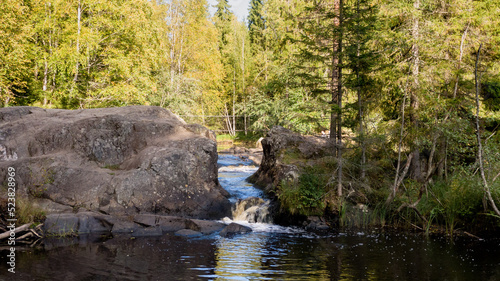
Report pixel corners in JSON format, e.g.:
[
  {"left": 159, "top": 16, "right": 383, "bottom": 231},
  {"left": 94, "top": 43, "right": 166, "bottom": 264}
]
[{"left": 207, "top": 0, "right": 251, "bottom": 22}]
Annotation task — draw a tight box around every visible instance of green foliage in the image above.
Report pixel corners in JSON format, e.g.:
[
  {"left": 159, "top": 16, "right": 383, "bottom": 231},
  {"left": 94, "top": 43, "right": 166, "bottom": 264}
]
[
  {"left": 418, "top": 172, "right": 485, "bottom": 235},
  {"left": 481, "top": 80, "right": 500, "bottom": 112},
  {"left": 278, "top": 167, "right": 327, "bottom": 216},
  {"left": 248, "top": 0, "right": 265, "bottom": 46}
]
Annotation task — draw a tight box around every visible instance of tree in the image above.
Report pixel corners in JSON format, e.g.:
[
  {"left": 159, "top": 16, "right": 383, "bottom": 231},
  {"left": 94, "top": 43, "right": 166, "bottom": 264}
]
[
  {"left": 343, "top": 0, "right": 378, "bottom": 180},
  {"left": 0, "top": 0, "right": 31, "bottom": 106},
  {"left": 293, "top": 0, "right": 344, "bottom": 196},
  {"left": 248, "top": 0, "right": 265, "bottom": 46},
  {"left": 154, "top": 0, "right": 224, "bottom": 117}
]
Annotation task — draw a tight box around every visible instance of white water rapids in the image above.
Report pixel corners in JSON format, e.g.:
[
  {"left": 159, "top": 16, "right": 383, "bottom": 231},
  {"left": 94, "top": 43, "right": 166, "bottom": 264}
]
[{"left": 217, "top": 154, "right": 305, "bottom": 234}]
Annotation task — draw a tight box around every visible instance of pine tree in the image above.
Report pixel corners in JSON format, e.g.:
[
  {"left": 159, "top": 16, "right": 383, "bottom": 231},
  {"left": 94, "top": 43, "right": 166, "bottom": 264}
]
[
  {"left": 248, "top": 0, "right": 265, "bottom": 46},
  {"left": 214, "top": 0, "right": 232, "bottom": 46}
]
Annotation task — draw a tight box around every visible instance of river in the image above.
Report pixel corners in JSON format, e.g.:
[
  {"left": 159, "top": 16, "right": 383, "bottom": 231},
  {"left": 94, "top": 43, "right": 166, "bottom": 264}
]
[{"left": 1, "top": 154, "right": 499, "bottom": 280}]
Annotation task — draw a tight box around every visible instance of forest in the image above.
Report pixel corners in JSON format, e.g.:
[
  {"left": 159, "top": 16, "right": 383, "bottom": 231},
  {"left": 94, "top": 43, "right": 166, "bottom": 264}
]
[{"left": 1, "top": 0, "right": 500, "bottom": 235}]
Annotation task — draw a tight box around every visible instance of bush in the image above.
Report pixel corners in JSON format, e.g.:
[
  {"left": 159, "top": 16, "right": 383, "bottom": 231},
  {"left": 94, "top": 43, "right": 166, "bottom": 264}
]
[{"left": 278, "top": 168, "right": 327, "bottom": 216}]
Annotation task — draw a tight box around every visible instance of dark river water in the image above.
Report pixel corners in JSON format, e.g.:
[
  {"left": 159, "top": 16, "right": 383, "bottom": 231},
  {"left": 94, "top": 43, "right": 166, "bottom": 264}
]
[{"left": 1, "top": 154, "right": 499, "bottom": 280}]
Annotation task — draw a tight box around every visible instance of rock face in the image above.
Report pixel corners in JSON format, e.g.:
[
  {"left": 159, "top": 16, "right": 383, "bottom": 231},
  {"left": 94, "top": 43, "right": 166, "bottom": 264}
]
[
  {"left": 0, "top": 106, "right": 231, "bottom": 219},
  {"left": 248, "top": 126, "right": 331, "bottom": 193},
  {"left": 43, "top": 211, "right": 226, "bottom": 237},
  {"left": 248, "top": 126, "right": 334, "bottom": 226}
]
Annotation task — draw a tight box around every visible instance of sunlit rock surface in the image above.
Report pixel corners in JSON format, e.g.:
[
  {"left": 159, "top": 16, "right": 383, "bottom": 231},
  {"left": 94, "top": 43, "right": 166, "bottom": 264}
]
[{"left": 0, "top": 106, "right": 231, "bottom": 219}]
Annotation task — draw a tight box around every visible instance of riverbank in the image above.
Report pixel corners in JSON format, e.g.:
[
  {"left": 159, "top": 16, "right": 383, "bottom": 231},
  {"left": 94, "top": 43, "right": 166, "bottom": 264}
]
[{"left": 247, "top": 126, "right": 500, "bottom": 239}]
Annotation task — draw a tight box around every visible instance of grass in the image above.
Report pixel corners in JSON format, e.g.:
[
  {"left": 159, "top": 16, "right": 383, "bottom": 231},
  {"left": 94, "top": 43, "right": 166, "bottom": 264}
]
[
  {"left": 17, "top": 197, "right": 46, "bottom": 225},
  {"left": 103, "top": 164, "right": 121, "bottom": 170},
  {"left": 0, "top": 195, "right": 46, "bottom": 226},
  {"left": 216, "top": 132, "right": 263, "bottom": 151},
  {"left": 339, "top": 202, "right": 388, "bottom": 228}
]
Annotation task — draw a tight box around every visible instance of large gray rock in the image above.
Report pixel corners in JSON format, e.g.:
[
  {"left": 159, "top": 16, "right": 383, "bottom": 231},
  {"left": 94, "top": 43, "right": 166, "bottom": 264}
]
[
  {"left": 247, "top": 126, "right": 334, "bottom": 226},
  {"left": 248, "top": 126, "right": 332, "bottom": 193},
  {"left": 0, "top": 106, "right": 230, "bottom": 219},
  {"left": 44, "top": 212, "right": 115, "bottom": 235},
  {"left": 133, "top": 214, "right": 225, "bottom": 234}
]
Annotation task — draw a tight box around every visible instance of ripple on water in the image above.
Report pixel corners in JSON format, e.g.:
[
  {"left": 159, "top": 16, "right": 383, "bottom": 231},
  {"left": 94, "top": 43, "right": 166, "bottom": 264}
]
[{"left": 218, "top": 154, "right": 256, "bottom": 167}]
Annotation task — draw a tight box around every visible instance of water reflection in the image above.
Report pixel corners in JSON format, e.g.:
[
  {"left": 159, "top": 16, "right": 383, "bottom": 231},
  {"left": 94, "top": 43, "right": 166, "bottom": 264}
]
[
  {"left": 213, "top": 233, "right": 278, "bottom": 280},
  {"left": 1, "top": 232, "right": 499, "bottom": 280}
]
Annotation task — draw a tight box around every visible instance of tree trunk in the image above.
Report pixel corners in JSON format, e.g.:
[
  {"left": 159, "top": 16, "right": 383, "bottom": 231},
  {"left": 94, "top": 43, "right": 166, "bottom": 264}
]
[
  {"left": 242, "top": 33, "right": 247, "bottom": 135},
  {"left": 356, "top": 0, "right": 365, "bottom": 180},
  {"left": 336, "top": 0, "right": 343, "bottom": 198},
  {"left": 74, "top": 0, "right": 81, "bottom": 83},
  {"left": 474, "top": 44, "right": 500, "bottom": 217},
  {"left": 43, "top": 57, "right": 48, "bottom": 106},
  {"left": 387, "top": 63, "right": 412, "bottom": 205},
  {"left": 453, "top": 23, "right": 469, "bottom": 99},
  {"left": 410, "top": 0, "right": 422, "bottom": 182},
  {"left": 233, "top": 68, "right": 236, "bottom": 136}
]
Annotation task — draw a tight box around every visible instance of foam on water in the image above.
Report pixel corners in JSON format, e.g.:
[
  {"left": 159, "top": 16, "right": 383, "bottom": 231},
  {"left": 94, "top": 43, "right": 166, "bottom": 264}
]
[
  {"left": 218, "top": 165, "right": 259, "bottom": 173},
  {"left": 220, "top": 217, "right": 309, "bottom": 235}
]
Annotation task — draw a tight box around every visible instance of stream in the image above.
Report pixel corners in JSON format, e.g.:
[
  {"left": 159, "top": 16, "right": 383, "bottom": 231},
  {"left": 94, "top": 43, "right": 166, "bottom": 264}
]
[{"left": 1, "top": 154, "right": 499, "bottom": 280}]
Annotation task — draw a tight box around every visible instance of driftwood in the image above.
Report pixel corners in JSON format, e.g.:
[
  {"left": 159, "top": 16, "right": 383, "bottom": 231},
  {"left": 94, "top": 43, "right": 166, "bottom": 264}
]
[
  {"left": 0, "top": 223, "right": 44, "bottom": 247},
  {"left": 0, "top": 223, "right": 32, "bottom": 240}
]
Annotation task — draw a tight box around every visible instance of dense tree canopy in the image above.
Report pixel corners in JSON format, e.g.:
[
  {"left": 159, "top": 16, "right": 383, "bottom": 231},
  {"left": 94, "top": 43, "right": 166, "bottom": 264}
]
[{"left": 1, "top": 0, "right": 500, "bottom": 230}]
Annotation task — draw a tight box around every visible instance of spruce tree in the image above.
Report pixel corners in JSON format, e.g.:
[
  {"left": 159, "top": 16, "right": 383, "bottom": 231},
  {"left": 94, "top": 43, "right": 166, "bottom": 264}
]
[{"left": 248, "top": 0, "right": 265, "bottom": 46}]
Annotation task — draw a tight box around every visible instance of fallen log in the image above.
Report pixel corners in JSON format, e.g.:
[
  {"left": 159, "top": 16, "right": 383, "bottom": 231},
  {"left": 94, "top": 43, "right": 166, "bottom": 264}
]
[{"left": 0, "top": 223, "right": 32, "bottom": 240}]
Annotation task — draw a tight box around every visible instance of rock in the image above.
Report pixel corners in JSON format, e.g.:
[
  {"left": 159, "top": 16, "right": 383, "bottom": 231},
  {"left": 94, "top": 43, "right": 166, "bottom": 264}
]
[
  {"left": 174, "top": 229, "right": 203, "bottom": 237},
  {"left": 248, "top": 126, "right": 332, "bottom": 193},
  {"left": 133, "top": 214, "right": 189, "bottom": 232},
  {"left": 219, "top": 222, "right": 252, "bottom": 237},
  {"left": 248, "top": 126, "right": 334, "bottom": 226},
  {"left": 31, "top": 198, "right": 74, "bottom": 213},
  {"left": 303, "top": 216, "right": 330, "bottom": 232},
  {"left": 43, "top": 211, "right": 225, "bottom": 237},
  {"left": 247, "top": 153, "right": 263, "bottom": 166},
  {"left": 111, "top": 220, "right": 141, "bottom": 234},
  {"left": 132, "top": 214, "right": 225, "bottom": 234},
  {"left": 189, "top": 219, "right": 226, "bottom": 234},
  {"left": 0, "top": 106, "right": 231, "bottom": 220},
  {"left": 255, "top": 137, "right": 264, "bottom": 149},
  {"left": 44, "top": 212, "right": 114, "bottom": 235}
]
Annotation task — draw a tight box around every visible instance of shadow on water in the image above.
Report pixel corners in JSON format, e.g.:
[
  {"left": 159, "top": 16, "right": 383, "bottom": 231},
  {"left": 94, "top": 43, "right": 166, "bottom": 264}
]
[
  {"left": 1, "top": 154, "right": 499, "bottom": 280},
  {"left": 2, "top": 232, "right": 499, "bottom": 280}
]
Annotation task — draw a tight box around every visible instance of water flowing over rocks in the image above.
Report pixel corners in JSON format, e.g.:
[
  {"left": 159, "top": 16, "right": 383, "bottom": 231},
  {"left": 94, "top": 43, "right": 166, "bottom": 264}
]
[
  {"left": 0, "top": 106, "right": 231, "bottom": 222},
  {"left": 248, "top": 126, "right": 334, "bottom": 229},
  {"left": 232, "top": 197, "right": 272, "bottom": 223}
]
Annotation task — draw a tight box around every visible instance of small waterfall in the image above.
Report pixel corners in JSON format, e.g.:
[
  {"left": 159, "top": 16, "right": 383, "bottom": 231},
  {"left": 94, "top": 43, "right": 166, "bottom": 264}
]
[{"left": 232, "top": 197, "right": 272, "bottom": 223}]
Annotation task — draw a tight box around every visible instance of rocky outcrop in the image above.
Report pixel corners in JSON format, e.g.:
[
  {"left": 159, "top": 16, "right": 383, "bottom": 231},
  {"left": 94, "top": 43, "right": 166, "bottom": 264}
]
[
  {"left": 0, "top": 106, "right": 230, "bottom": 220},
  {"left": 248, "top": 126, "right": 332, "bottom": 193},
  {"left": 248, "top": 126, "right": 335, "bottom": 227},
  {"left": 43, "top": 211, "right": 226, "bottom": 237}
]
